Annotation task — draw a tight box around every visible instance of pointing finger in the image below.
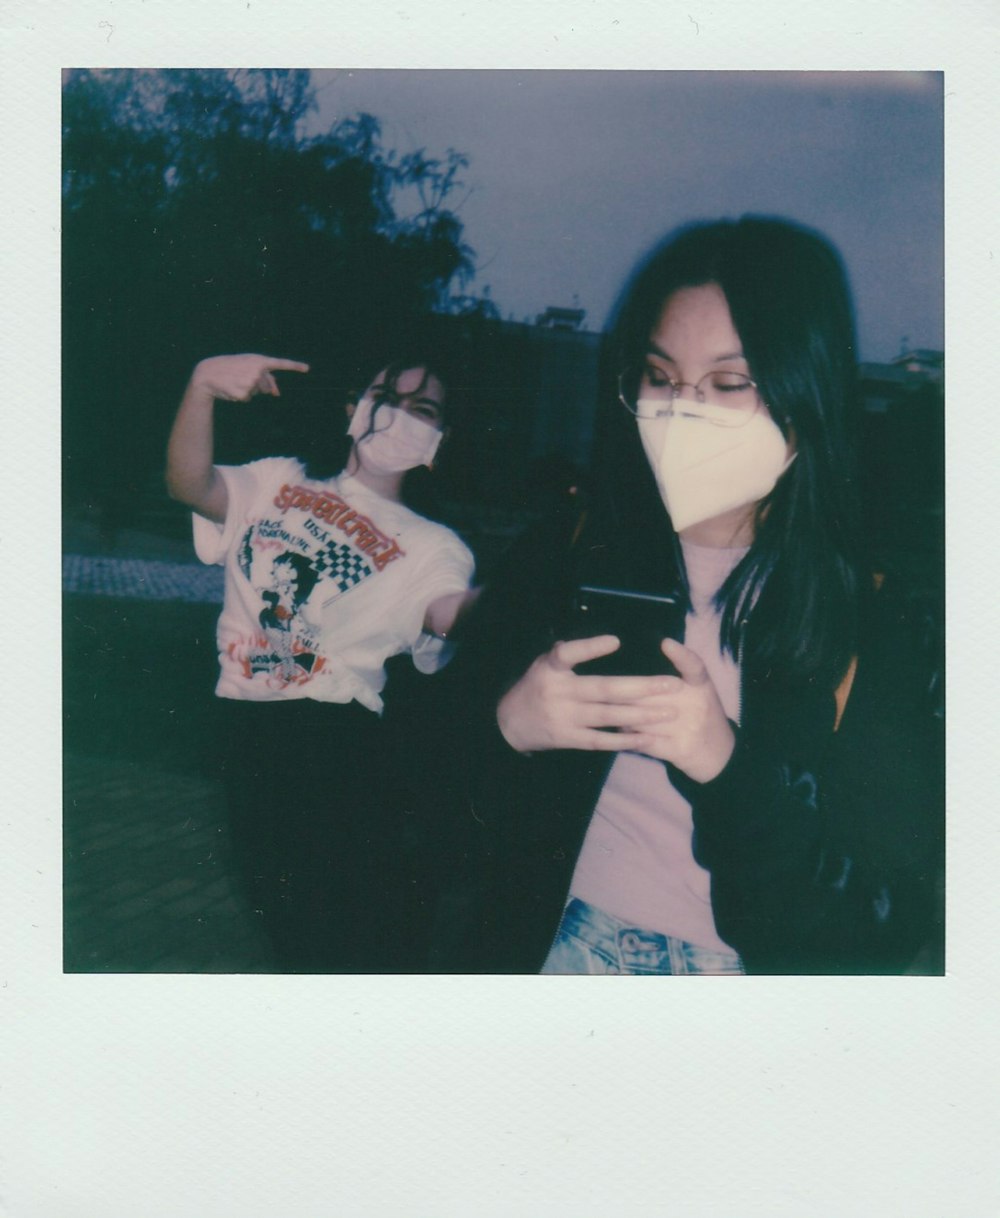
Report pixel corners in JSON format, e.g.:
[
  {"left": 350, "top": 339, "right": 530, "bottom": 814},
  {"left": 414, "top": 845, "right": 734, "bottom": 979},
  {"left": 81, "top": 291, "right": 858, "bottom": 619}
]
[{"left": 262, "top": 357, "right": 310, "bottom": 374}]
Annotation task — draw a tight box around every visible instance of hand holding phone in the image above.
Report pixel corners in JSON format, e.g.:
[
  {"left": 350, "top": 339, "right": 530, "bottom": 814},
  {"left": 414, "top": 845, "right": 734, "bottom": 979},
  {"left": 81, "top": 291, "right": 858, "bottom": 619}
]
[{"left": 567, "top": 584, "right": 684, "bottom": 676}]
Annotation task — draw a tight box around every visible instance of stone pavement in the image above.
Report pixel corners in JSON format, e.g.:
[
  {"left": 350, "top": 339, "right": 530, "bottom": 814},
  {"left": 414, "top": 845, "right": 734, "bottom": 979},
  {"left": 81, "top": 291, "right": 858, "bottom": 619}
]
[
  {"left": 63, "top": 519, "right": 276, "bottom": 973},
  {"left": 64, "top": 753, "right": 276, "bottom": 973},
  {"left": 62, "top": 508, "right": 511, "bottom": 976},
  {"left": 62, "top": 551, "right": 224, "bottom": 604},
  {"left": 62, "top": 516, "right": 944, "bottom": 975}
]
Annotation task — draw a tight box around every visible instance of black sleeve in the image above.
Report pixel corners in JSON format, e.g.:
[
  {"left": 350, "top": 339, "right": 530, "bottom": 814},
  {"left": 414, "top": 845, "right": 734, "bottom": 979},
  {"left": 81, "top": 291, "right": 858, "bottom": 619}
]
[
  {"left": 437, "top": 516, "right": 579, "bottom": 740},
  {"left": 402, "top": 517, "right": 588, "bottom": 972},
  {"left": 686, "top": 589, "right": 944, "bottom": 975}
]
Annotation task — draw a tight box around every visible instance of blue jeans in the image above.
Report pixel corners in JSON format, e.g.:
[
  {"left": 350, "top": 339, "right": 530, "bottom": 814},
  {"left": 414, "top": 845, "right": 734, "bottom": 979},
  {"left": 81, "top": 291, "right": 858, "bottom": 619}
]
[{"left": 540, "top": 898, "right": 744, "bottom": 975}]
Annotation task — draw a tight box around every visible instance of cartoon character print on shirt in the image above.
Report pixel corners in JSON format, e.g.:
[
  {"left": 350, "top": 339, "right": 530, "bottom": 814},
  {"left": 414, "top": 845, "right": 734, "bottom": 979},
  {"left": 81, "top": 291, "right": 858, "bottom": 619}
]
[
  {"left": 256, "top": 550, "right": 322, "bottom": 685},
  {"left": 228, "top": 479, "right": 406, "bottom": 690}
]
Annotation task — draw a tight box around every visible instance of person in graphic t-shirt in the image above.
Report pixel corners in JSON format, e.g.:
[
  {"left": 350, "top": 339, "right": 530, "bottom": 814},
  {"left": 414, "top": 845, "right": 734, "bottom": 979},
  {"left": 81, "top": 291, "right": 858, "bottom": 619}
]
[{"left": 166, "top": 351, "right": 478, "bottom": 972}]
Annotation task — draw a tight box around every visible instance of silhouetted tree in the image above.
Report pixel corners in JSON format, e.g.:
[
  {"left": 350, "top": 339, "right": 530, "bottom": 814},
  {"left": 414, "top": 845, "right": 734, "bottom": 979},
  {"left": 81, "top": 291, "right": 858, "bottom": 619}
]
[{"left": 62, "top": 69, "right": 477, "bottom": 527}]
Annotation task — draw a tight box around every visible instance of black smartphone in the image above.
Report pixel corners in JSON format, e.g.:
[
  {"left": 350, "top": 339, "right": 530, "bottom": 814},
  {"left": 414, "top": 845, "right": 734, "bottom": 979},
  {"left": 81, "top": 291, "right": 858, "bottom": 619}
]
[{"left": 567, "top": 584, "right": 684, "bottom": 676}]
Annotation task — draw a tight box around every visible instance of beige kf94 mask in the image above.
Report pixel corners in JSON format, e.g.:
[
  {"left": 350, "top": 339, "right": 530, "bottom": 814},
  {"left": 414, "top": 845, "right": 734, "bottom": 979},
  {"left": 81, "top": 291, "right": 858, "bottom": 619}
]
[{"left": 636, "top": 399, "right": 795, "bottom": 532}]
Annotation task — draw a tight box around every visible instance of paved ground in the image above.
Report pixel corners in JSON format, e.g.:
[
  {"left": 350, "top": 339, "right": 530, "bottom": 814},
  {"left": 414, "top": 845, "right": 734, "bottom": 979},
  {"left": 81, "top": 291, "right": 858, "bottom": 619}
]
[
  {"left": 61, "top": 509, "right": 513, "bottom": 976},
  {"left": 63, "top": 519, "right": 277, "bottom": 973},
  {"left": 63, "top": 515, "right": 944, "bottom": 975}
]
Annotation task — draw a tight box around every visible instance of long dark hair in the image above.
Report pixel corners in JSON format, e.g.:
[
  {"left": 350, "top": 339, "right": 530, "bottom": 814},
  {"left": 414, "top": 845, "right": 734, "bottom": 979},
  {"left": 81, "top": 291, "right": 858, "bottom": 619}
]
[{"left": 598, "top": 215, "right": 866, "bottom": 688}]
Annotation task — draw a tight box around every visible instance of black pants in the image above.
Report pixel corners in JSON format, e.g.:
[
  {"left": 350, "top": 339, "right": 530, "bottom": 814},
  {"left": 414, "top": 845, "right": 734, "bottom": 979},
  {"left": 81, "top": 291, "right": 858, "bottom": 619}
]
[{"left": 216, "top": 697, "right": 417, "bottom": 973}]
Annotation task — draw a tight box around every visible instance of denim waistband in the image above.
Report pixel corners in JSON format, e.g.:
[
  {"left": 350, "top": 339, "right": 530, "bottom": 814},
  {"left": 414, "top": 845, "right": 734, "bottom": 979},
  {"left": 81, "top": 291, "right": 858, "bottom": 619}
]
[{"left": 554, "top": 897, "right": 744, "bottom": 975}]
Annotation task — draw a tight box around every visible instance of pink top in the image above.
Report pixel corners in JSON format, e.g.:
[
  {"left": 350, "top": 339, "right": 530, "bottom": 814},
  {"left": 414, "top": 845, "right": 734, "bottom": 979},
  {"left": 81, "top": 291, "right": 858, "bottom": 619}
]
[{"left": 568, "top": 540, "right": 747, "bottom": 951}]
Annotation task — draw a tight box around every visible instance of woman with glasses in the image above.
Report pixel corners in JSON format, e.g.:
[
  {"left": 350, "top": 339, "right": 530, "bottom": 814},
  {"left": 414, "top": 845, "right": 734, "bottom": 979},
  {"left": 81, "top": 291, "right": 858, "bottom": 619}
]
[
  {"left": 166, "top": 352, "right": 477, "bottom": 971},
  {"left": 436, "top": 216, "right": 942, "bottom": 975}
]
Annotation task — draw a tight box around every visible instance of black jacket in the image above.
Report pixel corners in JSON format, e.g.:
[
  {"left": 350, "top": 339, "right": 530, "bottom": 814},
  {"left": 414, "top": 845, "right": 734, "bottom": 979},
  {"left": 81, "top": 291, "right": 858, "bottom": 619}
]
[{"left": 429, "top": 511, "right": 944, "bottom": 975}]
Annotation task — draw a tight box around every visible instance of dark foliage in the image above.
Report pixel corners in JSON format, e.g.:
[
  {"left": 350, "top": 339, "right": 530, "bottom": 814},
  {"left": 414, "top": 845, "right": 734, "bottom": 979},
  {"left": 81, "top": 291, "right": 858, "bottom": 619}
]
[{"left": 62, "top": 69, "right": 478, "bottom": 523}]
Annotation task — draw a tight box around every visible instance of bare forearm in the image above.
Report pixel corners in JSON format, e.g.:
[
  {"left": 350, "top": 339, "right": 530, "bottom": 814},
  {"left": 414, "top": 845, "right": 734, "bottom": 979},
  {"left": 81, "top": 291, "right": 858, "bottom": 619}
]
[
  {"left": 166, "top": 352, "right": 308, "bottom": 522},
  {"left": 165, "top": 373, "right": 227, "bottom": 522}
]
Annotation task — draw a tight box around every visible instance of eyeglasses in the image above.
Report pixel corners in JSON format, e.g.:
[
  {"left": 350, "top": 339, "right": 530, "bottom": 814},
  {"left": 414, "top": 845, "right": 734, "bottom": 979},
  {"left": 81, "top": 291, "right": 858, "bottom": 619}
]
[{"left": 617, "top": 366, "right": 763, "bottom": 428}]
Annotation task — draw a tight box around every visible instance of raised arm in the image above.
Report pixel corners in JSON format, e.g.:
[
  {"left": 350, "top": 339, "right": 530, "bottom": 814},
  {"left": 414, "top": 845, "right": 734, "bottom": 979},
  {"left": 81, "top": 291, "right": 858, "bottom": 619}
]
[{"left": 165, "top": 353, "right": 309, "bottom": 523}]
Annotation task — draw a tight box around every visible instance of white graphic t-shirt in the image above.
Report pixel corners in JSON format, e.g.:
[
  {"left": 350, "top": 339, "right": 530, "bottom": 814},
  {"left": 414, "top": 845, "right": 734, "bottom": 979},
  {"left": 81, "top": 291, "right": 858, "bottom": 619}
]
[{"left": 193, "top": 458, "right": 475, "bottom": 712}]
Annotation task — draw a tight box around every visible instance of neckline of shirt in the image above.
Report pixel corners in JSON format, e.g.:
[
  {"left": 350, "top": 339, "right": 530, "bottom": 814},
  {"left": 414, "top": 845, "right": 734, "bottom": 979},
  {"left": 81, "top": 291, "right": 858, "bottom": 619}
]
[
  {"left": 680, "top": 538, "right": 749, "bottom": 612},
  {"left": 328, "top": 469, "right": 397, "bottom": 505}
]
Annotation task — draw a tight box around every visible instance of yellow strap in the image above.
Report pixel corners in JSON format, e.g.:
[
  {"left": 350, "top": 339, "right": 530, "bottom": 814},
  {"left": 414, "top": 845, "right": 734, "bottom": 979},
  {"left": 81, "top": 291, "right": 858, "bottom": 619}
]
[
  {"left": 569, "top": 508, "right": 589, "bottom": 550},
  {"left": 833, "top": 573, "right": 883, "bottom": 731},
  {"left": 833, "top": 656, "right": 857, "bottom": 732}
]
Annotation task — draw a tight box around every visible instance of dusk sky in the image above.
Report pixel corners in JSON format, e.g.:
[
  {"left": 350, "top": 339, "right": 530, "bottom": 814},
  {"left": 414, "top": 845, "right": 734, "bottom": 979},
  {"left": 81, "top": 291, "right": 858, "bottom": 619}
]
[{"left": 309, "top": 70, "right": 943, "bottom": 363}]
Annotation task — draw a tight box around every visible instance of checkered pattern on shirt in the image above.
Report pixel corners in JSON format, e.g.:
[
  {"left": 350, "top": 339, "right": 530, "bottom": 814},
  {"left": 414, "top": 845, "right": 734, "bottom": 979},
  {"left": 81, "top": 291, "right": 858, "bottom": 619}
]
[{"left": 310, "top": 540, "right": 372, "bottom": 592}]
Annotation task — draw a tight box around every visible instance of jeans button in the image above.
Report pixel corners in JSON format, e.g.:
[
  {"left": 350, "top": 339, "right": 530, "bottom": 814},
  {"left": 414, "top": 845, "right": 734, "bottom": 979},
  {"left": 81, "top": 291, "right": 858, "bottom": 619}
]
[{"left": 621, "top": 932, "right": 640, "bottom": 952}]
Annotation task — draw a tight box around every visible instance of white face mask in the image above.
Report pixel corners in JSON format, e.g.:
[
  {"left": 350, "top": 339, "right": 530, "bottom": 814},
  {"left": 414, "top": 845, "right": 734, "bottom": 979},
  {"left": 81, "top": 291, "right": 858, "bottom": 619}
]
[
  {"left": 347, "top": 394, "right": 443, "bottom": 474},
  {"left": 637, "top": 399, "right": 796, "bottom": 533}
]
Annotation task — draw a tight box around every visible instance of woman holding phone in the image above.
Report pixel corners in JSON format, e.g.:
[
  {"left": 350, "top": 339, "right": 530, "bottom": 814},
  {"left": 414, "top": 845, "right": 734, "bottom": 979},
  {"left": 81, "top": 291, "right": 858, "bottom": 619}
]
[
  {"left": 167, "top": 351, "right": 476, "bottom": 971},
  {"left": 436, "top": 216, "right": 942, "bottom": 975}
]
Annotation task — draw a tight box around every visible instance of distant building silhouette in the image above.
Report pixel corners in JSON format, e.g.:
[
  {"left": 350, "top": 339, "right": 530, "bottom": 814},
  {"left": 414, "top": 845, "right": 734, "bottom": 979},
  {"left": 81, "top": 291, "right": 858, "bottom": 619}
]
[
  {"left": 534, "top": 305, "right": 587, "bottom": 332},
  {"left": 857, "top": 348, "right": 943, "bottom": 571},
  {"left": 859, "top": 349, "right": 944, "bottom": 414}
]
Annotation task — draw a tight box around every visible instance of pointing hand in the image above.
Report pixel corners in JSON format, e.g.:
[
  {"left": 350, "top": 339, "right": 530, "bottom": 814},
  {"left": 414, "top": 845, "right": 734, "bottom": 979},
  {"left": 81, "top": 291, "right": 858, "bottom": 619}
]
[{"left": 190, "top": 353, "right": 310, "bottom": 401}]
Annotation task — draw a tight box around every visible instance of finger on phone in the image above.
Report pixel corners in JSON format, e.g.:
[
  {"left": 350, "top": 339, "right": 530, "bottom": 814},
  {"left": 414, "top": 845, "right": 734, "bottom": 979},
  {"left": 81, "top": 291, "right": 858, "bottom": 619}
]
[
  {"left": 660, "top": 637, "right": 710, "bottom": 685},
  {"left": 550, "top": 635, "right": 621, "bottom": 672}
]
